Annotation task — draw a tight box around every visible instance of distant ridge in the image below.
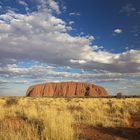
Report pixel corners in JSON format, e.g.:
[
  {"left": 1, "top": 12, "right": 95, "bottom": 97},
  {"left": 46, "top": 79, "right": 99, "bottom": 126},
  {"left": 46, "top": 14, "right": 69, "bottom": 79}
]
[{"left": 26, "top": 81, "right": 108, "bottom": 97}]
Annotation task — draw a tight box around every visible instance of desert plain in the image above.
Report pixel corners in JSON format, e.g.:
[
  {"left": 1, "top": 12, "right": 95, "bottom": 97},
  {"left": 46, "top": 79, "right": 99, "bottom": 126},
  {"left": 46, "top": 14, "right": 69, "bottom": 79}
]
[{"left": 0, "top": 97, "right": 140, "bottom": 140}]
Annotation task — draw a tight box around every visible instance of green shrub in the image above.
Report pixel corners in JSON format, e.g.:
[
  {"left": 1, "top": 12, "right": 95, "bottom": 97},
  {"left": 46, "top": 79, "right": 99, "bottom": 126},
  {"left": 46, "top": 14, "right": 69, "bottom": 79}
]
[{"left": 5, "top": 98, "right": 18, "bottom": 107}]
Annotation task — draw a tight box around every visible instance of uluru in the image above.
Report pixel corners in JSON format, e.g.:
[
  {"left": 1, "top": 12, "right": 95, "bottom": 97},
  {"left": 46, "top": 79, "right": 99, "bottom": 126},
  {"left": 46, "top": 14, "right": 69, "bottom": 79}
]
[{"left": 26, "top": 81, "right": 108, "bottom": 97}]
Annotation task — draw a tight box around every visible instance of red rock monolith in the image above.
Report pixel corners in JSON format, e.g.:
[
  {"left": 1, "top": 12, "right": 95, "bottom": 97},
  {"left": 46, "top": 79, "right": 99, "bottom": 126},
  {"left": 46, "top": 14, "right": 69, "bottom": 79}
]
[{"left": 26, "top": 81, "right": 108, "bottom": 97}]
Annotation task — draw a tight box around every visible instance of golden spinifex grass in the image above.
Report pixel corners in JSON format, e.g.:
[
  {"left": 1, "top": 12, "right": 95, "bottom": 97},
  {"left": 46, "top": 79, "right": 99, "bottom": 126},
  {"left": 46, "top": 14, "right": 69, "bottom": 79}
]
[{"left": 0, "top": 97, "right": 140, "bottom": 140}]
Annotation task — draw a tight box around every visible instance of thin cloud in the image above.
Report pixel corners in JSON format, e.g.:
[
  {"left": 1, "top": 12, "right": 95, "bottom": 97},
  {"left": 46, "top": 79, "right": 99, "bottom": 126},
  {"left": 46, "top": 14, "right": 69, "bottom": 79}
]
[
  {"left": 18, "top": 1, "right": 28, "bottom": 6},
  {"left": 120, "top": 3, "right": 140, "bottom": 17},
  {"left": 120, "top": 3, "right": 136, "bottom": 16},
  {"left": 114, "top": 28, "right": 123, "bottom": 34},
  {"left": 69, "top": 12, "right": 80, "bottom": 16}
]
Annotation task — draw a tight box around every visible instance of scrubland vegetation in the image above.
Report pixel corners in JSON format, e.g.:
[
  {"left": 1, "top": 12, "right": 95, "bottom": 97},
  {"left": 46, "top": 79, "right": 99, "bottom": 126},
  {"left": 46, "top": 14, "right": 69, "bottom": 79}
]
[{"left": 0, "top": 97, "right": 140, "bottom": 140}]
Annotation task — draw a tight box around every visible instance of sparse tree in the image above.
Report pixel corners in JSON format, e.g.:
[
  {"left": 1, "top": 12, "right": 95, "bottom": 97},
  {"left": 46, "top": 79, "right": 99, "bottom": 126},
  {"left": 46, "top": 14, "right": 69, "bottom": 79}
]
[{"left": 116, "top": 92, "right": 123, "bottom": 98}]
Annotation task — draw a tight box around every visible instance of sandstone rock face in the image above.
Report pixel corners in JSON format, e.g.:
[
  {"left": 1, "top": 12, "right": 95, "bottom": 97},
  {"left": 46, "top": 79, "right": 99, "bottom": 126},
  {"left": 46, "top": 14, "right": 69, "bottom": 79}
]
[{"left": 26, "top": 82, "right": 108, "bottom": 97}]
